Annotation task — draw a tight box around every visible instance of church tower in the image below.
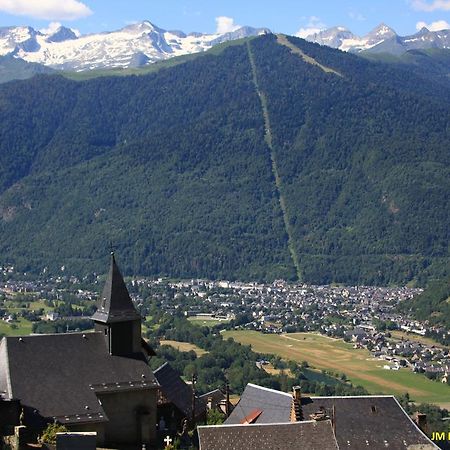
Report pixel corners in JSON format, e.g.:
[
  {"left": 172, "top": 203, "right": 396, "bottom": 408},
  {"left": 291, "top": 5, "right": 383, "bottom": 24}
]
[{"left": 91, "top": 252, "right": 143, "bottom": 357}]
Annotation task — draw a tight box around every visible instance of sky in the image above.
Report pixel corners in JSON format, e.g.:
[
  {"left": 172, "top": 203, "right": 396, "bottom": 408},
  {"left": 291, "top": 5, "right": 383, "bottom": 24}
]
[{"left": 0, "top": 0, "right": 449, "bottom": 37}]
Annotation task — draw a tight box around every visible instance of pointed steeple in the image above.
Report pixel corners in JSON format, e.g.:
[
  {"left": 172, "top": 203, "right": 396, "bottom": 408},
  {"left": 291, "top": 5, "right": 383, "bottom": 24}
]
[{"left": 91, "top": 253, "right": 141, "bottom": 324}]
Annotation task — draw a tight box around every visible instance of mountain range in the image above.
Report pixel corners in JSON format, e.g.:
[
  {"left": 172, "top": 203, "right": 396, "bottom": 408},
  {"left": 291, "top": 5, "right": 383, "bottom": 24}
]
[
  {"left": 303, "top": 23, "right": 450, "bottom": 55},
  {"left": 0, "top": 34, "right": 448, "bottom": 285},
  {"left": 0, "top": 21, "right": 269, "bottom": 71},
  {"left": 0, "top": 21, "right": 449, "bottom": 76}
]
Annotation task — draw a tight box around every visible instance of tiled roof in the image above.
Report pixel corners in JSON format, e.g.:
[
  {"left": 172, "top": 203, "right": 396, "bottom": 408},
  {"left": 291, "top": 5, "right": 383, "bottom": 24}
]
[
  {"left": 224, "top": 384, "right": 439, "bottom": 449},
  {"left": 154, "top": 362, "right": 203, "bottom": 418},
  {"left": 225, "top": 383, "right": 292, "bottom": 424},
  {"left": 302, "top": 396, "right": 438, "bottom": 450},
  {"left": 198, "top": 420, "right": 339, "bottom": 450},
  {"left": 0, "top": 332, "right": 157, "bottom": 424}
]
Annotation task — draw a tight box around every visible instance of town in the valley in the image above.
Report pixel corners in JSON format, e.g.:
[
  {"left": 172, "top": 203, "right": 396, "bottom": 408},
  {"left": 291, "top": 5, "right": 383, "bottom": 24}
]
[
  {"left": 1, "top": 263, "right": 449, "bottom": 384},
  {"left": 1, "top": 259, "right": 449, "bottom": 450}
]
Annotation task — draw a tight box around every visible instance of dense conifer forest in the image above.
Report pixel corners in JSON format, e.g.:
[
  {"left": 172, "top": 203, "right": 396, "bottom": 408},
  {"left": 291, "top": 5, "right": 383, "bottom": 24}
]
[{"left": 0, "top": 35, "right": 448, "bottom": 286}]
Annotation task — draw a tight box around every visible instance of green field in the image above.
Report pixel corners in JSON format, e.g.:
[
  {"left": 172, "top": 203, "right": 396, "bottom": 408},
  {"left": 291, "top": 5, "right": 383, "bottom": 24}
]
[
  {"left": 188, "top": 317, "right": 230, "bottom": 327},
  {"left": 223, "top": 330, "right": 450, "bottom": 408},
  {"left": 0, "top": 318, "right": 33, "bottom": 336},
  {"left": 160, "top": 340, "right": 208, "bottom": 356}
]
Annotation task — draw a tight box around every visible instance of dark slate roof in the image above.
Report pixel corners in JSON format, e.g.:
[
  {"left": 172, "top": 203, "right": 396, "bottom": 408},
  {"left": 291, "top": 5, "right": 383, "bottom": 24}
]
[
  {"left": 198, "top": 389, "right": 225, "bottom": 409},
  {"left": 154, "top": 362, "right": 207, "bottom": 418},
  {"left": 225, "top": 383, "right": 292, "bottom": 424},
  {"left": 198, "top": 420, "right": 339, "bottom": 450},
  {"left": 0, "top": 332, "right": 158, "bottom": 424},
  {"left": 301, "top": 396, "right": 438, "bottom": 450},
  {"left": 225, "top": 384, "right": 438, "bottom": 449},
  {"left": 91, "top": 253, "right": 142, "bottom": 324}
]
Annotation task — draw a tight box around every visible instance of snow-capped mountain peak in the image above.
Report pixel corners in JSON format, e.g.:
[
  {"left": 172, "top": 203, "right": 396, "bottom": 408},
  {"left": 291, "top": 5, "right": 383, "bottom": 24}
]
[
  {"left": 303, "top": 23, "right": 450, "bottom": 54},
  {"left": 121, "top": 20, "right": 163, "bottom": 34},
  {"left": 45, "top": 26, "right": 78, "bottom": 43},
  {"left": 0, "top": 21, "right": 270, "bottom": 72},
  {"left": 367, "top": 23, "right": 396, "bottom": 38},
  {"left": 303, "top": 26, "right": 357, "bottom": 49}
]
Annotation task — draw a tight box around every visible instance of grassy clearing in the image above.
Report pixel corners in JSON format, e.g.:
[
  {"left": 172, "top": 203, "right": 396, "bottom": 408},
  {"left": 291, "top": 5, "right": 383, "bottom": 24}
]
[
  {"left": 223, "top": 330, "right": 450, "bottom": 407},
  {"left": 276, "top": 34, "right": 343, "bottom": 77},
  {"left": 28, "top": 300, "right": 53, "bottom": 312},
  {"left": 261, "top": 363, "right": 294, "bottom": 378},
  {"left": 188, "top": 317, "right": 229, "bottom": 327},
  {"left": 0, "top": 318, "right": 33, "bottom": 336},
  {"left": 160, "top": 339, "right": 208, "bottom": 356}
]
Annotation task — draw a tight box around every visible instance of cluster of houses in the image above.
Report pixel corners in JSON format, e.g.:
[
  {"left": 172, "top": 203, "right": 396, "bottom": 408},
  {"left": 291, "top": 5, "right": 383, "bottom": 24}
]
[
  {"left": 132, "top": 277, "right": 450, "bottom": 384},
  {"left": 0, "top": 256, "right": 442, "bottom": 449},
  {"left": 2, "top": 265, "right": 450, "bottom": 386},
  {"left": 345, "top": 327, "right": 450, "bottom": 382}
]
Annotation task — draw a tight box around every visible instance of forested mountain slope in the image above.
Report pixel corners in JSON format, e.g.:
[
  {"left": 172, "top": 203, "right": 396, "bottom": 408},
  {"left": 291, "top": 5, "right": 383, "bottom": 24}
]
[
  {"left": 0, "top": 55, "right": 54, "bottom": 83},
  {"left": 0, "top": 34, "right": 448, "bottom": 284}
]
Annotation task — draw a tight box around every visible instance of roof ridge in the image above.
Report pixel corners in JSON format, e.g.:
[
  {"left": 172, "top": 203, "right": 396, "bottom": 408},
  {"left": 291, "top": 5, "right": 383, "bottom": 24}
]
[
  {"left": 247, "top": 383, "right": 293, "bottom": 398},
  {"left": 309, "top": 395, "right": 395, "bottom": 399},
  {"left": 5, "top": 331, "right": 99, "bottom": 339},
  {"left": 0, "top": 338, "right": 13, "bottom": 399},
  {"left": 198, "top": 419, "right": 331, "bottom": 429},
  {"left": 391, "top": 396, "right": 439, "bottom": 447},
  {"left": 153, "top": 361, "right": 169, "bottom": 373}
]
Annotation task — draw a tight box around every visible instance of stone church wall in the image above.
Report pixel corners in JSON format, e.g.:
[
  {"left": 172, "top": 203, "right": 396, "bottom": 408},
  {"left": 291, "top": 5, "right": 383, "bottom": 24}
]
[{"left": 97, "top": 388, "right": 157, "bottom": 446}]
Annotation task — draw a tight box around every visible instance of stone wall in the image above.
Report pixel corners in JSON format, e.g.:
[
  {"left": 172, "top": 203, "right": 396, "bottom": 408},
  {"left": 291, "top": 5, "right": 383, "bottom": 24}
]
[{"left": 97, "top": 388, "right": 157, "bottom": 447}]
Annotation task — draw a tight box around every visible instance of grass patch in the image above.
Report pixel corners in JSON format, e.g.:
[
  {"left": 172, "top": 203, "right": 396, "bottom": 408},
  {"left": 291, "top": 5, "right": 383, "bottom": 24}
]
[
  {"left": 223, "top": 330, "right": 450, "bottom": 407},
  {"left": 160, "top": 339, "right": 208, "bottom": 356},
  {"left": 0, "top": 318, "right": 33, "bottom": 336},
  {"left": 262, "top": 363, "right": 294, "bottom": 378},
  {"left": 188, "top": 317, "right": 229, "bottom": 327}
]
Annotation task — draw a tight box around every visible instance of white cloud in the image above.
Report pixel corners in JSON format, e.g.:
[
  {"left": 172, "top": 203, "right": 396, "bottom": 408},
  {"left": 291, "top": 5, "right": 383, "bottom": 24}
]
[
  {"left": 0, "top": 0, "right": 92, "bottom": 20},
  {"left": 416, "top": 19, "right": 450, "bottom": 30},
  {"left": 411, "top": 0, "right": 450, "bottom": 11},
  {"left": 295, "top": 27, "right": 324, "bottom": 38},
  {"left": 215, "top": 16, "right": 240, "bottom": 34},
  {"left": 295, "top": 16, "right": 326, "bottom": 38},
  {"left": 40, "top": 21, "right": 62, "bottom": 35},
  {"left": 40, "top": 21, "right": 81, "bottom": 37}
]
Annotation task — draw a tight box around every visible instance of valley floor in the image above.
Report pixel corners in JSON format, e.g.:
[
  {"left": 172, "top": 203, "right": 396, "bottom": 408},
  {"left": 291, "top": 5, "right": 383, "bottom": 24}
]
[{"left": 223, "top": 330, "right": 450, "bottom": 408}]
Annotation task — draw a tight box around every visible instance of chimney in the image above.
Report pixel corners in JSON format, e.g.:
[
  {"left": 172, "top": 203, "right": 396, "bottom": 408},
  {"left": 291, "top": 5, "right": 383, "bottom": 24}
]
[
  {"left": 293, "top": 385, "right": 301, "bottom": 402},
  {"left": 290, "top": 386, "right": 302, "bottom": 422},
  {"left": 414, "top": 412, "right": 428, "bottom": 434}
]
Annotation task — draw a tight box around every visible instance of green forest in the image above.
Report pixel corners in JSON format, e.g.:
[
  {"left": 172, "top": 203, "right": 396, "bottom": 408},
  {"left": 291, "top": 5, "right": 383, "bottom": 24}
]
[
  {"left": 401, "top": 276, "right": 450, "bottom": 330},
  {"left": 0, "top": 34, "right": 448, "bottom": 286}
]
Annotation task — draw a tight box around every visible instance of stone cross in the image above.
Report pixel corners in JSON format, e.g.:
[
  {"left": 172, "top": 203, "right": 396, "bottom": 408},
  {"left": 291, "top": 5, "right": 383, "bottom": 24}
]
[{"left": 164, "top": 435, "right": 173, "bottom": 447}]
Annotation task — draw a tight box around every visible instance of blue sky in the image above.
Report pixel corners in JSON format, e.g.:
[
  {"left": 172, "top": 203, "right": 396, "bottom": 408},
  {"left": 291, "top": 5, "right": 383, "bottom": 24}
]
[{"left": 0, "top": 0, "right": 449, "bottom": 36}]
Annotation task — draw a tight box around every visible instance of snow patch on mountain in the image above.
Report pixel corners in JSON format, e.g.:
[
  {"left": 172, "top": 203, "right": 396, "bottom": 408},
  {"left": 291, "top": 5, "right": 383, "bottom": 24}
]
[
  {"left": 303, "top": 23, "right": 450, "bottom": 54},
  {"left": 0, "top": 21, "right": 270, "bottom": 71}
]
